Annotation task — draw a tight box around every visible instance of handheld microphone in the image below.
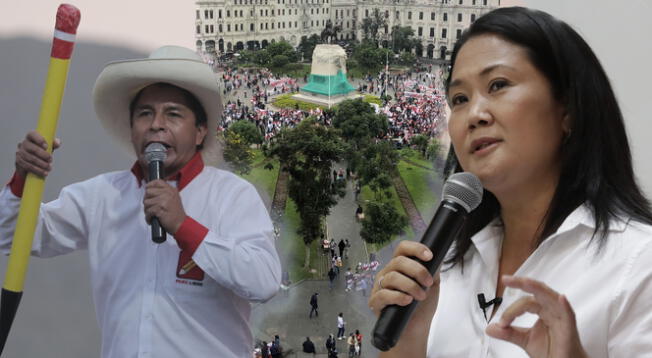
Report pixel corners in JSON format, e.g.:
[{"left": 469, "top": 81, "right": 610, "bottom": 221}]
[
  {"left": 144, "top": 143, "right": 167, "bottom": 244},
  {"left": 372, "top": 172, "right": 483, "bottom": 351}
]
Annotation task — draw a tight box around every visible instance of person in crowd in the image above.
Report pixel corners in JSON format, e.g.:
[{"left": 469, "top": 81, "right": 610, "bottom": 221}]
[
  {"left": 369, "top": 7, "right": 652, "bottom": 358},
  {"left": 302, "top": 337, "right": 316, "bottom": 355},
  {"left": 309, "top": 292, "right": 319, "bottom": 318}
]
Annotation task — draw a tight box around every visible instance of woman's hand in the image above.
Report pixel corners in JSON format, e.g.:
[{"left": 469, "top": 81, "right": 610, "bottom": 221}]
[
  {"left": 368, "top": 241, "right": 440, "bottom": 357},
  {"left": 486, "top": 276, "right": 589, "bottom": 358}
]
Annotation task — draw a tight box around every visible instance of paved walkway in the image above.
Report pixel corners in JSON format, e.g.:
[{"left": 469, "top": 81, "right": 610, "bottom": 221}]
[{"left": 251, "top": 163, "right": 380, "bottom": 357}]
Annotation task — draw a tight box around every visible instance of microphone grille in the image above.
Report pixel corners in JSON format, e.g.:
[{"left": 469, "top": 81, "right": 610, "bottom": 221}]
[
  {"left": 144, "top": 143, "right": 167, "bottom": 163},
  {"left": 442, "top": 172, "right": 483, "bottom": 213}
]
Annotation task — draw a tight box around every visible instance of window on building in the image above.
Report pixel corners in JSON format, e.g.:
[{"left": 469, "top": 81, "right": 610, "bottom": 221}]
[
  {"left": 384, "top": 25, "right": 388, "bottom": 33},
  {"left": 265, "top": 9, "right": 268, "bottom": 16},
  {"left": 295, "top": 21, "right": 298, "bottom": 27},
  {"left": 459, "top": 0, "right": 463, "bottom": 4},
  {"left": 442, "top": 28, "right": 447, "bottom": 38},
  {"left": 347, "top": 9, "right": 350, "bottom": 16},
  {"left": 204, "top": 10, "right": 208, "bottom": 18},
  {"left": 272, "top": 9, "right": 275, "bottom": 15},
  {"left": 240, "top": 10, "right": 243, "bottom": 16},
  {"left": 418, "top": 27, "right": 423, "bottom": 36},
  {"left": 210, "top": 10, "right": 214, "bottom": 18},
  {"left": 471, "top": 14, "right": 476, "bottom": 22},
  {"left": 234, "top": 10, "right": 237, "bottom": 17},
  {"left": 419, "top": 12, "right": 423, "bottom": 20},
  {"left": 431, "top": 12, "right": 435, "bottom": 20},
  {"left": 430, "top": 27, "right": 435, "bottom": 37},
  {"left": 396, "top": 10, "right": 400, "bottom": 19},
  {"left": 366, "top": 9, "right": 369, "bottom": 17},
  {"left": 219, "top": 9, "right": 222, "bottom": 18},
  {"left": 272, "top": 22, "right": 275, "bottom": 29},
  {"left": 227, "top": 24, "right": 231, "bottom": 31},
  {"left": 205, "top": 25, "right": 209, "bottom": 33},
  {"left": 260, "top": 23, "right": 264, "bottom": 30},
  {"left": 483, "top": 0, "right": 487, "bottom": 4},
  {"left": 260, "top": 9, "right": 263, "bottom": 16},
  {"left": 443, "top": 13, "right": 448, "bottom": 21},
  {"left": 210, "top": 25, "right": 214, "bottom": 33},
  {"left": 219, "top": 24, "right": 223, "bottom": 32},
  {"left": 196, "top": 25, "right": 201, "bottom": 34},
  {"left": 311, "top": 8, "right": 313, "bottom": 14},
  {"left": 458, "top": 13, "right": 462, "bottom": 22},
  {"left": 196, "top": 10, "right": 200, "bottom": 20},
  {"left": 227, "top": 10, "right": 230, "bottom": 17},
  {"left": 472, "top": 0, "right": 476, "bottom": 4},
  {"left": 457, "top": 29, "right": 462, "bottom": 38},
  {"left": 408, "top": 11, "right": 412, "bottom": 20},
  {"left": 251, "top": 23, "right": 254, "bottom": 31}
]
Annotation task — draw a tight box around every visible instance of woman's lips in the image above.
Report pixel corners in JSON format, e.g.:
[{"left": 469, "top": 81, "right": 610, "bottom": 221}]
[{"left": 470, "top": 138, "right": 502, "bottom": 154}]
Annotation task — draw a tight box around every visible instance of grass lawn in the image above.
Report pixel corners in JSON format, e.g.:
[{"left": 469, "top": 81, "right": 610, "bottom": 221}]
[
  {"left": 399, "top": 148, "right": 434, "bottom": 169},
  {"left": 359, "top": 184, "right": 414, "bottom": 253},
  {"left": 240, "top": 149, "right": 279, "bottom": 199},
  {"left": 397, "top": 149, "right": 439, "bottom": 221},
  {"left": 278, "top": 199, "right": 322, "bottom": 282}
]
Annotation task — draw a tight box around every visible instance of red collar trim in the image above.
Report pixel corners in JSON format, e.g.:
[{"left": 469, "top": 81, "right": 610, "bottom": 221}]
[{"left": 131, "top": 152, "right": 204, "bottom": 191}]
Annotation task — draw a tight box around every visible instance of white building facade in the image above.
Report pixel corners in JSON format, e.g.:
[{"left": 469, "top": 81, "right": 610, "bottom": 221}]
[{"left": 195, "top": 0, "right": 499, "bottom": 59}]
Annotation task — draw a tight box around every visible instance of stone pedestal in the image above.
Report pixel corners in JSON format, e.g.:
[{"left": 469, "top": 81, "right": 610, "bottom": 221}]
[{"left": 293, "top": 44, "right": 360, "bottom": 107}]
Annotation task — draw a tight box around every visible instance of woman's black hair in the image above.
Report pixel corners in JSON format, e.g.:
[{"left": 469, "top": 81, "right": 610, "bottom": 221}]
[{"left": 444, "top": 7, "right": 652, "bottom": 266}]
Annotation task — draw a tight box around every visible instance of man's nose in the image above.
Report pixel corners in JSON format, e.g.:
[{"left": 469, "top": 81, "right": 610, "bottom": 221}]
[{"left": 150, "top": 112, "right": 167, "bottom": 131}]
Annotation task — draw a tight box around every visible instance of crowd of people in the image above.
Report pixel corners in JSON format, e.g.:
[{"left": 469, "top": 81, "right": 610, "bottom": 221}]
[{"left": 217, "top": 65, "right": 449, "bottom": 148}]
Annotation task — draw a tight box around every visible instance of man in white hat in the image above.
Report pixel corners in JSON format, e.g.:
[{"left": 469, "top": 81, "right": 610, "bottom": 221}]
[{"left": 0, "top": 46, "right": 281, "bottom": 357}]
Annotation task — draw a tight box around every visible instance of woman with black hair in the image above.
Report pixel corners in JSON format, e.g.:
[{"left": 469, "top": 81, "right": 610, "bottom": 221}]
[{"left": 369, "top": 6, "right": 652, "bottom": 358}]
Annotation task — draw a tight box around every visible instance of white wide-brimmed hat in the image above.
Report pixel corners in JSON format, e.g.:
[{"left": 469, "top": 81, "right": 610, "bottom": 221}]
[{"left": 92, "top": 45, "right": 223, "bottom": 166}]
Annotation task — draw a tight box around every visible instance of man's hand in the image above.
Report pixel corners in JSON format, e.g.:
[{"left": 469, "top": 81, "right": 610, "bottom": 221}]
[
  {"left": 486, "top": 276, "right": 589, "bottom": 358},
  {"left": 15, "top": 131, "right": 61, "bottom": 178},
  {"left": 143, "top": 180, "right": 186, "bottom": 234}
]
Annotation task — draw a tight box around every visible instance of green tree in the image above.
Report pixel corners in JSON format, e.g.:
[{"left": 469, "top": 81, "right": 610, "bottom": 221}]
[
  {"left": 227, "top": 120, "right": 263, "bottom": 146},
  {"left": 269, "top": 119, "right": 346, "bottom": 268},
  {"left": 352, "top": 42, "right": 388, "bottom": 71},
  {"left": 266, "top": 41, "right": 298, "bottom": 62},
  {"left": 391, "top": 26, "right": 419, "bottom": 53},
  {"left": 254, "top": 50, "right": 271, "bottom": 66},
  {"left": 360, "top": 199, "right": 408, "bottom": 245},
  {"left": 271, "top": 54, "right": 290, "bottom": 68},
  {"left": 398, "top": 51, "right": 417, "bottom": 66},
  {"left": 357, "top": 141, "right": 399, "bottom": 196},
  {"left": 411, "top": 134, "right": 429, "bottom": 157},
  {"left": 334, "top": 99, "right": 388, "bottom": 147},
  {"left": 223, "top": 131, "right": 254, "bottom": 175}
]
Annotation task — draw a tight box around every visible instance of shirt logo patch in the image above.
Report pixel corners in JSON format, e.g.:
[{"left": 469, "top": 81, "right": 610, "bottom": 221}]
[{"left": 176, "top": 251, "right": 205, "bottom": 282}]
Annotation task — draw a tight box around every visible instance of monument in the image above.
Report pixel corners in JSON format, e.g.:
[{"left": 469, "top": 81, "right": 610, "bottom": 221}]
[{"left": 292, "top": 42, "right": 360, "bottom": 107}]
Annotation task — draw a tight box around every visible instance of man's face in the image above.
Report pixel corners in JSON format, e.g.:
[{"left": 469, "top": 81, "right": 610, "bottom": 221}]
[{"left": 130, "top": 84, "right": 207, "bottom": 177}]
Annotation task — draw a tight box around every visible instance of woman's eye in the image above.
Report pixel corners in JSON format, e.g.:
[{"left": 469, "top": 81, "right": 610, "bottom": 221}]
[
  {"left": 489, "top": 80, "right": 508, "bottom": 92},
  {"left": 451, "top": 94, "right": 468, "bottom": 106}
]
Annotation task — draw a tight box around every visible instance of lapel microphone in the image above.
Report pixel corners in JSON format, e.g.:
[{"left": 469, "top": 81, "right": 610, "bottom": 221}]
[{"left": 477, "top": 293, "right": 503, "bottom": 321}]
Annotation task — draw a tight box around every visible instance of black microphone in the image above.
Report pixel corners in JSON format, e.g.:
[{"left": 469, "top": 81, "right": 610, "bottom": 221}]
[
  {"left": 144, "top": 143, "right": 167, "bottom": 244},
  {"left": 372, "top": 172, "right": 483, "bottom": 352},
  {"left": 477, "top": 293, "right": 503, "bottom": 321}
]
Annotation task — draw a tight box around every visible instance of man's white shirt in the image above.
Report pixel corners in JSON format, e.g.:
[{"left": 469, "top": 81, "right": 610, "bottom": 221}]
[{"left": 0, "top": 162, "right": 281, "bottom": 358}]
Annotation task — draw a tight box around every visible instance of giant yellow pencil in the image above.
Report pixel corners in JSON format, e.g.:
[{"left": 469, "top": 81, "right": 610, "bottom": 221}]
[{"left": 0, "top": 4, "right": 80, "bottom": 354}]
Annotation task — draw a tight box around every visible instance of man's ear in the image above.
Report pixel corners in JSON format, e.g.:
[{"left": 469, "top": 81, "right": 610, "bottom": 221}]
[{"left": 195, "top": 124, "right": 208, "bottom": 147}]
